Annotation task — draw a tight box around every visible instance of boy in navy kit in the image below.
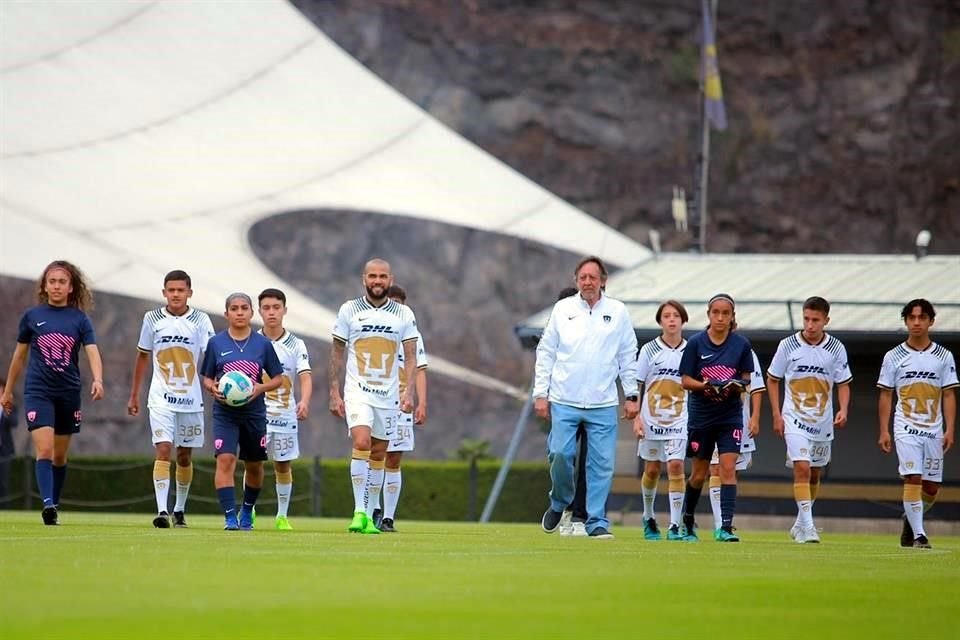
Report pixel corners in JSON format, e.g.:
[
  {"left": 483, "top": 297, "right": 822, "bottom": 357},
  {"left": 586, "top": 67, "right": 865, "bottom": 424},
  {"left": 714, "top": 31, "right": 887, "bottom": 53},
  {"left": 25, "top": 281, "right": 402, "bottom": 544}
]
[
  {"left": 678, "top": 293, "right": 753, "bottom": 542},
  {"left": 1, "top": 260, "right": 105, "bottom": 525},
  {"left": 201, "top": 293, "right": 283, "bottom": 530}
]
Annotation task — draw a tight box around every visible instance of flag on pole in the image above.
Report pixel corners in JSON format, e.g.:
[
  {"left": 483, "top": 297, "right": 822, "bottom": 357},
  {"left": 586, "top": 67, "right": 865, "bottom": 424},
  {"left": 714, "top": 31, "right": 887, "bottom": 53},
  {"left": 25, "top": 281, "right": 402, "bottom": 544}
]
[{"left": 701, "top": 0, "right": 727, "bottom": 130}]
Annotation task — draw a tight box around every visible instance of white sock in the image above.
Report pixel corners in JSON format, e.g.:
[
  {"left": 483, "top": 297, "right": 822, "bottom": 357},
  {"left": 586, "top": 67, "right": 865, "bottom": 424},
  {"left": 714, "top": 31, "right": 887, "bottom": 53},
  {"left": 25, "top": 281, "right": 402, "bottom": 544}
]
[
  {"left": 709, "top": 486, "right": 722, "bottom": 530},
  {"left": 641, "top": 483, "right": 657, "bottom": 521},
  {"left": 365, "top": 466, "right": 384, "bottom": 518},
  {"left": 383, "top": 469, "right": 402, "bottom": 520},
  {"left": 668, "top": 491, "right": 684, "bottom": 528},
  {"left": 154, "top": 478, "right": 169, "bottom": 513},
  {"left": 153, "top": 460, "right": 170, "bottom": 513},
  {"left": 276, "top": 482, "right": 292, "bottom": 518},
  {"left": 904, "top": 500, "right": 925, "bottom": 537},
  {"left": 350, "top": 458, "right": 369, "bottom": 513},
  {"left": 796, "top": 500, "right": 814, "bottom": 527}
]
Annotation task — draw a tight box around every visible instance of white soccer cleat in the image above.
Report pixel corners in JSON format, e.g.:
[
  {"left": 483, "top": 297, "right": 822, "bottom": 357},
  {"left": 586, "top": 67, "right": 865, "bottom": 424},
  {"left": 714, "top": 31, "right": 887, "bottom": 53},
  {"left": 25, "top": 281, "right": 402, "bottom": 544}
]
[
  {"left": 571, "top": 521, "right": 588, "bottom": 537},
  {"left": 789, "top": 522, "right": 801, "bottom": 541},
  {"left": 796, "top": 526, "right": 820, "bottom": 544},
  {"left": 558, "top": 510, "right": 574, "bottom": 536}
]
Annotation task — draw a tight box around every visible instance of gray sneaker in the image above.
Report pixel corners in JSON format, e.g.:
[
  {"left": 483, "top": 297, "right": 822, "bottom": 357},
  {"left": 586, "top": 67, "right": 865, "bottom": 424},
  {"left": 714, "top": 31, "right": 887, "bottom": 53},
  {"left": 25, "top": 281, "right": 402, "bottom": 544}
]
[
  {"left": 588, "top": 526, "right": 614, "bottom": 539},
  {"left": 541, "top": 508, "right": 563, "bottom": 533}
]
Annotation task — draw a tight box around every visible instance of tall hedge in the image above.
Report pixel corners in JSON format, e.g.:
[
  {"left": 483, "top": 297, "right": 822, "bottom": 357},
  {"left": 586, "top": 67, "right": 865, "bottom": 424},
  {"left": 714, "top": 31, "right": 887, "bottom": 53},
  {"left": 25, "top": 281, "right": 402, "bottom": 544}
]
[{"left": 0, "top": 456, "right": 551, "bottom": 522}]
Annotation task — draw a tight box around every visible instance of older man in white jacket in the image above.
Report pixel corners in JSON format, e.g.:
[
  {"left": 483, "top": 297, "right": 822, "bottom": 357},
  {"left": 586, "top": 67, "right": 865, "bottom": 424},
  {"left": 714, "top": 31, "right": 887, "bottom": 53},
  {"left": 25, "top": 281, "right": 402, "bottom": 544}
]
[{"left": 534, "top": 256, "right": 639, "bottom": 539}]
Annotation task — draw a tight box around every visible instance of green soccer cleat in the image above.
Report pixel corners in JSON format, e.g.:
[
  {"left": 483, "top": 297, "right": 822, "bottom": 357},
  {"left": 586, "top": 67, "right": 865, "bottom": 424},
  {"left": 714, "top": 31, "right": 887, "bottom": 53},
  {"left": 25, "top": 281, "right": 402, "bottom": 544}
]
[
  {"left": 716, "top": 527, "right": 740, "bottom": 542},
  {"left": 348, "top": 511, "right": 366, "bottom": 533},
  {"left": 275, "top": 515, "right": 292, "bottom": 531},
  {"left": 643, "top": 518, "right": 662, "bottom": 540},
  {"left": 667, "top": 524, "right": 685, "bottom": 541},
  {"left": 360, "top": 515, "right": 381, "bottom": 535},
  {"left": 681, "top": 523, "right": 698, "bottom": 542}
]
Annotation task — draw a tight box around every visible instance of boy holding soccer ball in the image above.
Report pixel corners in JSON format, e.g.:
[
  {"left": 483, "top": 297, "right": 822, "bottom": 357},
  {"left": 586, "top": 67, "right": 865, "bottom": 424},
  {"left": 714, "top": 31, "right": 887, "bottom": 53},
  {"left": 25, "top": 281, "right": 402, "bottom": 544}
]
[{"left": 201, "top": 293, "right": 283, "bottom": 530}]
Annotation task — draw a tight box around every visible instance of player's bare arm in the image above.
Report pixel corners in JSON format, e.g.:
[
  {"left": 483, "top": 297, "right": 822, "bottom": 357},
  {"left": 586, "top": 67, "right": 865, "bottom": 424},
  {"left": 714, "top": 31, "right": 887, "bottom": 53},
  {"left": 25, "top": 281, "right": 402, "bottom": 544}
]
[
  {"left": 632, "top": 414, "right": 645, "bottom": 438},
  {"left": 767, "top": 376, "right": 784, "bottom": 437},
  {"left": 127, "top": 350, "right": 150, "bottom": 416},
  {"left": 400, "top": 338, "right": 417, "bottom": 413},
  {"left": 296, "top": 370, "right": 312, "bottom": 420},
  {"left": 943, "top": 387, "right": 956, "bottom": 453},
  {"left": 414, "top": 367, "right": 427, "bottom": 425},
  {"left": 328, "top": 338, "right": 346, "bottom": 417},
  {"left": 877, "top": 388, "right": 893, "bottom": 453},
  {"left": 749, "top": 390, "right": 762, "bottom": 437},
  {"left": 834, "top": 382, "right": 851, "bottom": 428},
  {"left": 1, "top": 343, "right": 28, "bottom": 415},
  {"left": 85, "top": 343, "right": 105, "bottom": 401}
]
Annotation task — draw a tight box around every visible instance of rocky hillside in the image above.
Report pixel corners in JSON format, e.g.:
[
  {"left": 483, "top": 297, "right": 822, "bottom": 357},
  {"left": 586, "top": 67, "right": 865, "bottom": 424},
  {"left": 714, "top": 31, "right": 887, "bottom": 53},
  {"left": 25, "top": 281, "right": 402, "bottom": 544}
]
[{"left": 294, "top": 0, "right": 960, "bottom": 254}]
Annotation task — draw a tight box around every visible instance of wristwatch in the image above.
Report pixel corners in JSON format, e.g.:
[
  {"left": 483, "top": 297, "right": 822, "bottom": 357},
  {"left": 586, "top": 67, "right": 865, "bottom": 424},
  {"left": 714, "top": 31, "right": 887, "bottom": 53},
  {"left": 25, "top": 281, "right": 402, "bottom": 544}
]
[{"left": 625, "top": 395, "right": 638, "bottom": 402}]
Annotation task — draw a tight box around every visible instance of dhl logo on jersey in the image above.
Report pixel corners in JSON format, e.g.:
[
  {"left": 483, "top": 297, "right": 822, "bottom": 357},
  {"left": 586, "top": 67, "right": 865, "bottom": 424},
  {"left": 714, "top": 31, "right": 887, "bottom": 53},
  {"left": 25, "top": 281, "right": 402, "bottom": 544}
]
[
  {"left": 360, "top": 324, "right": 396, "bottom": 334},
  {"left": 157, "top": 335, "right": 194, "bottom": 345},
  {"left": 902, "top": 370, "right": 937, "bottom": 380}
]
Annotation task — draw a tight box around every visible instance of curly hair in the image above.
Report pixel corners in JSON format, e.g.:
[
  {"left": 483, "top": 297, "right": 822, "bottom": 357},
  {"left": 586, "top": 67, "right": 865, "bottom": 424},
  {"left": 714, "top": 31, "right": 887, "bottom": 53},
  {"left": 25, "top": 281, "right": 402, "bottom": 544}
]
[{"left": 37, "top": 260, "right": 94, "bottom": 310}]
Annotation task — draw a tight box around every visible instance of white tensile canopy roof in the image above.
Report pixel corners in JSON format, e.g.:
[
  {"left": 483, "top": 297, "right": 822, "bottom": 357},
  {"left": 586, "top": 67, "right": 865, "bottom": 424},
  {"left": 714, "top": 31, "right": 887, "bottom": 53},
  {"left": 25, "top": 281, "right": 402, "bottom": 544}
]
[{"left": 0, "top": 0, "right": 649, "bottom": 398}]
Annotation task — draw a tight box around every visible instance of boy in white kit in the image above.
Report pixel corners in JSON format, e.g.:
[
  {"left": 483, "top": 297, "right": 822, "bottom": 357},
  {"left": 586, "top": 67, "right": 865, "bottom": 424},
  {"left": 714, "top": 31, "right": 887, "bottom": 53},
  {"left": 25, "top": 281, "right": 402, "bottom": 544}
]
[
  {"left": 768, "top": 296, "right": 852, "bottom": 544},
  {"left": 878, "top": 299, "right": 957, "bottom": 549},
  {"left": 258, "top": 288, "right": 312, "bottom": 530},
  {"left": 370, "top": 284, "right": 428, "bottom": 532},
  {"left": 128, "top": 270, "right": 215, "bottom": 528}
]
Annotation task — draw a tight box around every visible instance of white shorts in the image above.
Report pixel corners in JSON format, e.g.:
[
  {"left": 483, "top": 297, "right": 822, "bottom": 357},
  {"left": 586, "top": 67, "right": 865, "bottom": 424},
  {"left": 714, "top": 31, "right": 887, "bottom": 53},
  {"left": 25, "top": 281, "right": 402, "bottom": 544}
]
[
  {"left": 710, "top": 447, "right": 753, "bottom": 471},
  {"left": 637, "top": 438, "right": 686, "bottom": 462},
  {"left": 784, "top": 434, "right": 831, "bottom": 468},
  {"left": 895, "top": 432, "right": 944, "bottom": 482},
  {"left": 266, "top": 431, "right": 300, "bottom": 462},
  {"left": 345, "top": 399, "right": 396, "bottom": 441},
  {"left": 149, "top": 408, "right": 204, "bottom": 447},
  {"left": 387, "top": 412, "right": 415, "bottom": 452}
]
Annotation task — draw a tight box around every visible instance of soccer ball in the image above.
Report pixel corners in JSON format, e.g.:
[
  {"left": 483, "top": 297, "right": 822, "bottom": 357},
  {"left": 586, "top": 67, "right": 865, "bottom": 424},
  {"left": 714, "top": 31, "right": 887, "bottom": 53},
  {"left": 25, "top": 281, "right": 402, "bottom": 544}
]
[{"left": 218, "top": 371, "right": 254, "bottom": 407}]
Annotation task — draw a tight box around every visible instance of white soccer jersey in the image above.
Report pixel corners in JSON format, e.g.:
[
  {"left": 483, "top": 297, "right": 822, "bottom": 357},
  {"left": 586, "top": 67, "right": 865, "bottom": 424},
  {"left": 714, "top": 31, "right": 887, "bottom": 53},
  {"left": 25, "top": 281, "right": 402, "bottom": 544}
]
[
  {"left": 637, "top": 337, "right": 688, "bottom": 439},
  {"left": 398, "top": 330, "right": 428, "bottom": 402},
  {"left": 877, "top": 342, "right": 958, "bottom": 436},
  {"left": 332, "top": 296, "right": 419, "bottom": 409},
  {"left": 261, "top": 329, "right": 311, "bottom": 432},
  {"left": 768, "top": 332, "right": 852, "bottom": 441},
  {"left": 739, "top": 350, "right": 766, "bottom": 453},
  {"left": 138, "top": 306, "right": 215, "bottom": 413}
]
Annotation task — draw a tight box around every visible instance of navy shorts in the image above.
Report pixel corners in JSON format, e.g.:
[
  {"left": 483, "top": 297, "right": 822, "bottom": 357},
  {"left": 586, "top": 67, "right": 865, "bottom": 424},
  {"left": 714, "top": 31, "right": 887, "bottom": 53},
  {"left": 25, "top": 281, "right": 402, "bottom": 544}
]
[
  {"left": 687, "top": 424, "right": 742, "bottom": 460},
  {"left": 213, "top": 414, "right": 267, "bottom": 461},
  {"left": 24, "top": 393, "right": 82, "bottom": 435}
]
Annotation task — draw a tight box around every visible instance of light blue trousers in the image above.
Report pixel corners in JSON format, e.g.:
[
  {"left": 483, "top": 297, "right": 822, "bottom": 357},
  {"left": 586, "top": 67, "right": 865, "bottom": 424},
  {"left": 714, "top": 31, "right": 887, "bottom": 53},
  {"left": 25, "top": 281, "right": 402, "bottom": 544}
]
[{"left": 547, "top": 403, "right": 618, "bottom": 533}]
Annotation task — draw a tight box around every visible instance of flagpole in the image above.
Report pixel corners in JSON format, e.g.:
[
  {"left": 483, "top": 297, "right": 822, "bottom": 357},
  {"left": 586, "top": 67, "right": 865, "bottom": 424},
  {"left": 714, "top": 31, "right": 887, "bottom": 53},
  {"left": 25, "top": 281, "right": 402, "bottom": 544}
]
[{"left": 696, "top": 0, "right": 719, "bottom": 254}]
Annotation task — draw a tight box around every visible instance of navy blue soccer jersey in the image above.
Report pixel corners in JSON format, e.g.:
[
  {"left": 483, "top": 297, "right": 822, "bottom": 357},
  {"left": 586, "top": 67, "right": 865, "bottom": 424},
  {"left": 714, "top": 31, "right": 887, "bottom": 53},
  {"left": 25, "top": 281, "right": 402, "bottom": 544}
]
[
  {"left": 17, "top": 304, "right": 96, "bottom": 396},
  {"left": 679, "top": 330, "right": 754, "bottom": 429},
  {"left": 201, "top": 331, "right": 283, "bottom": 419}
]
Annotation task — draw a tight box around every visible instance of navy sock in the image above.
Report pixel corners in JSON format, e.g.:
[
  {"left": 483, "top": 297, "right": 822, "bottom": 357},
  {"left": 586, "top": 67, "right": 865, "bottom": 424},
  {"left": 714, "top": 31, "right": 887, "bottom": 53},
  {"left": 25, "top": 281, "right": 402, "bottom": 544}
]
[
  {"left": 216, "top": 487, "right": 236, "bottom": 515},
  {"left": 683, "top": 482, "right": 702, "bottom": 529},
  {"left": 242, "top": 484, "right": 261, "bottom": 510},
  {"left": 720, "top": 483, "right": 737, "bottom": 529},
  {"left": 52, "top": 464, "right": 67, "bottom": 506},
  {"left": 36, "top": 459, "right": 54, "bottom": 507}
]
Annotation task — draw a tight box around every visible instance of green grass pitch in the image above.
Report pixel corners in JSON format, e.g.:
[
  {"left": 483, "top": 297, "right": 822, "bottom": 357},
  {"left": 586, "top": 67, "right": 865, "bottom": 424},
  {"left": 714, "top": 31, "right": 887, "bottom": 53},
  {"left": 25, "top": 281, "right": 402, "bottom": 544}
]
[{"left": 0, "top": 512, "right": 955, "bottom": 639}]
